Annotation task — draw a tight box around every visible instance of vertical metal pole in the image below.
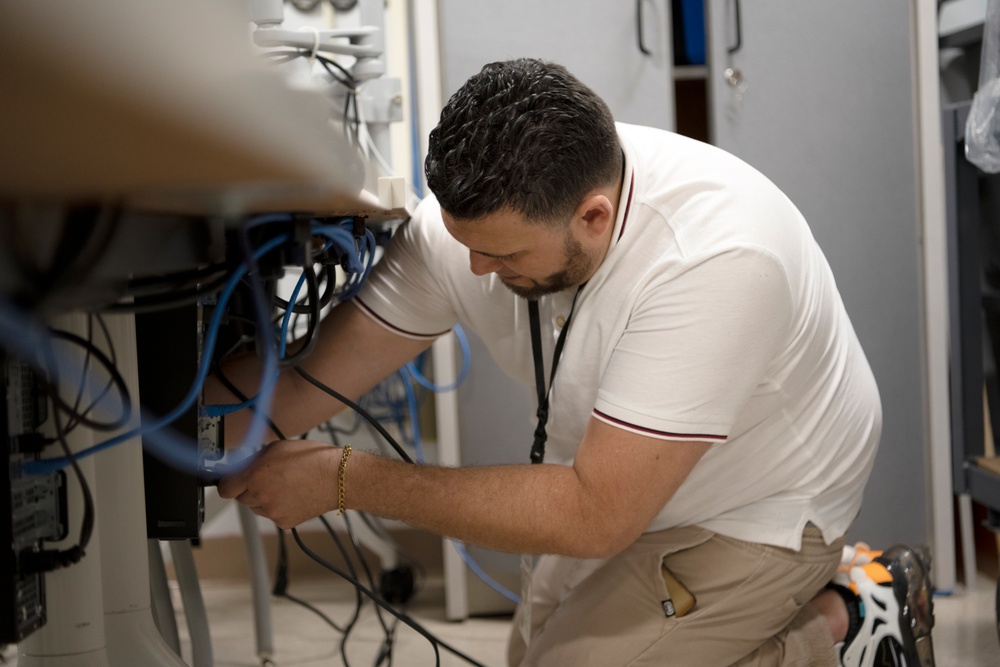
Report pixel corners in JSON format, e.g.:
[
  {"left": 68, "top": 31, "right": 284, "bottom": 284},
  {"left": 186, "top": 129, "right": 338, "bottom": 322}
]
[
  {"left": 237, "top": 504, "right": 275, "bottom": 665},
  {"left": 169, "top": 540, "right": 213, "bottom": 667},
  {"left": 147, "top": 540, "right": 182, "bottom": 656}
]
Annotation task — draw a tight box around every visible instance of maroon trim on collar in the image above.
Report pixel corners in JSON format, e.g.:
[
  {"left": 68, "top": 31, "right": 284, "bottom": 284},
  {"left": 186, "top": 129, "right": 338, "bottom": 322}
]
[
  {"left": 353, "top": 297, "right": 451, "bottom": 340},
  {"left": 593, "top": 409, "right": 728, "bottom": 441},
  {"left": 617, "top": 170, "right": 636, "bottom": 242}
]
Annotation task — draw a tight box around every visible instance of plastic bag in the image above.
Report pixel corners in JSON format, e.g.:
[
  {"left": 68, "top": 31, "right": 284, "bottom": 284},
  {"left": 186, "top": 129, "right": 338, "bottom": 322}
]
[{"left": 966, "top": 0, "right": 1000, "bottom": 173}]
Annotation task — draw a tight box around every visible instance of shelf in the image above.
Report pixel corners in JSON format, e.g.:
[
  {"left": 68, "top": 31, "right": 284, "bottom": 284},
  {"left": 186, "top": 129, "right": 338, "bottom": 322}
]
[
  {"left": 672, "top": 65, "right": 709, "bottom": 81},
  {"left": 978, "top": 456, "right": 1000, "bottom": 477},
  {"left": 939, "top": 23, "right": 983, "bottom": 49}
]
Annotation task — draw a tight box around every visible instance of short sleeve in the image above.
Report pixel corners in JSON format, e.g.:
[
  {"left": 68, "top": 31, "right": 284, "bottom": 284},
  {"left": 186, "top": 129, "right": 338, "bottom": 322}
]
[
  {"left": 354, "top": 197, "right": 461, "bottom": 339},
  {"left": 593, "top": 246, "right": 794, "bottom": 441}
]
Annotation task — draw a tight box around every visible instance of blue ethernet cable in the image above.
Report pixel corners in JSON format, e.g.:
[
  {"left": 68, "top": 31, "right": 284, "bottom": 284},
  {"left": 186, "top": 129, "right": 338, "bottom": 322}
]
[
  {"left": 394, "top": 354, "right": 521, "bottom": 604},
  {"left": 310, "top": 221, "right": 376, "bottom": 303},
  {"left": 448, "top": 540, "right": 520, "bottom": 604},
  {"left": 199, "top": 265, "right": 308, "bottom": 419},
  {"left": 0, "top": 300, "right": 208, "bottom": 475},
  {"left": 403, "top": 325, "right": 471, "bottom": 393},
  {"left": 19, "top": 234, "right": 289, "bottom": 476},
  {"left": 312, "top": 223, "right": 363, "bottom": 272},
  {"left": 203, "top": 218, "right": 374, "bottom": 418}
]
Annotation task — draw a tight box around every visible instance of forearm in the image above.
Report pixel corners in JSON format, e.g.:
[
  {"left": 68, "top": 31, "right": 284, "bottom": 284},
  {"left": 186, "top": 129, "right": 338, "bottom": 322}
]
[
  {"left": 219, "top": 421, "right": 706, "bottom": 560},
  {"left": 345, "top": 450, "right": 626, "bottom": 558}
]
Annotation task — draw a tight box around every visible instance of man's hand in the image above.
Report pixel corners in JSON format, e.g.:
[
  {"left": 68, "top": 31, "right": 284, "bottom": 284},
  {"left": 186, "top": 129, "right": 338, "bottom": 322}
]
[{"left": 217, "top": 439, "right": 341, "bottom": 529}]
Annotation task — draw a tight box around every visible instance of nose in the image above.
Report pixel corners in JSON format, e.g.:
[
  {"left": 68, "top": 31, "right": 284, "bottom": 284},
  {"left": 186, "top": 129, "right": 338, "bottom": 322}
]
[{"left": 469, "top": 251, "right": 503, "bottom": 276}]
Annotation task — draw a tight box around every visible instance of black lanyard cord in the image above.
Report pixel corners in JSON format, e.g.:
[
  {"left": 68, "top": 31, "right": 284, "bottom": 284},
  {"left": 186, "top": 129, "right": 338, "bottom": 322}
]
[{"left": 527, "top": 285, "right": 584, "bottom": 464}]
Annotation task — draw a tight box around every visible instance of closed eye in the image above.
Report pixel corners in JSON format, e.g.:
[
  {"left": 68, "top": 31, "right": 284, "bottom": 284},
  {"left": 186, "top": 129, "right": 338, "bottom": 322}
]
[{"left": 476, "top": 250, "right": 518, "bottom": 261}]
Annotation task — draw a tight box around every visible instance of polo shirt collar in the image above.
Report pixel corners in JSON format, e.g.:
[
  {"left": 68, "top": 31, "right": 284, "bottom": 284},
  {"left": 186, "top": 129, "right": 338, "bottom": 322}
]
[{"left": 609, "top": 128, "right": 637, "bottom": 252}]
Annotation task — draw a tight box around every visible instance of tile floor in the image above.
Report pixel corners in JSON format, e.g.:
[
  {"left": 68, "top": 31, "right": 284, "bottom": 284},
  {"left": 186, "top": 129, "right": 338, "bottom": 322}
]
[
  {"left": 2, "top": 571, "right": 997, "bottom": 666},
  {"left": 185, "top": 577, "right": 511, "bottom": 667},
  {"left": 172, "top": 575, "right": 1000, "bottom": 667},
  {"left": 183, "top": 571, "right": 1000, "bottom": 667},
  {"left": 930, "top": 574, "right": 999, "bottom": 667}
]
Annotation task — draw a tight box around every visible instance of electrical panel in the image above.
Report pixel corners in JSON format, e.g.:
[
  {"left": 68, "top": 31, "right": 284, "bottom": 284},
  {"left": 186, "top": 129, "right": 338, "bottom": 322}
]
[{"left": 1, "top": 356, "right": 67, "bottom": 644}]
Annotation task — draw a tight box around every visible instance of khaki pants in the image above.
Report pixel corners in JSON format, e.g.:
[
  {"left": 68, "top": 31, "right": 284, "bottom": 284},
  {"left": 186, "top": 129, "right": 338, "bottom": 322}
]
[{"left": 508, "top": 525, "right": 843, "bottom": 666}]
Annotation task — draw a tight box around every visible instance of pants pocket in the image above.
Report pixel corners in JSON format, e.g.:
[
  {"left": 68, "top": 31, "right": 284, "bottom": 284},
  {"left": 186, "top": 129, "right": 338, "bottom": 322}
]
[{"left": 660, "top": 564, "right": 697, "bottom": 618}]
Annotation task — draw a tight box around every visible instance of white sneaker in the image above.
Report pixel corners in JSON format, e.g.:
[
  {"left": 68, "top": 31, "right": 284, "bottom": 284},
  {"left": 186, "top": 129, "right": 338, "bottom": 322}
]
[{"left": 839, "top": 545, "right": 935, "bottom": 667}]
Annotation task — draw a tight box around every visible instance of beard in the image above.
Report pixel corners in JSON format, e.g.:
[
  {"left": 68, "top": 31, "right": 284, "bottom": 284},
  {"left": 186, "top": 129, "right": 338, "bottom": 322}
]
[{"left": 500, "top": 231, "right": 594, "bottom": 300}]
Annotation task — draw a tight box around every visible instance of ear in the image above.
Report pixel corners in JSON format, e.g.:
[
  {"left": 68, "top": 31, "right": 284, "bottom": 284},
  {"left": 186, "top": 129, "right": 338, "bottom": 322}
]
[{"left": 572, "top": 193, "right": 615, "bottom": 240}]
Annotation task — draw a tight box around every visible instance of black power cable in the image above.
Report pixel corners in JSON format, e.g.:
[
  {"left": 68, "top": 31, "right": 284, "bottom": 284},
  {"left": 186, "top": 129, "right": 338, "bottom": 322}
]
[
  {"left": 100, "top": 273, "right": 231, "bottom": 314},
  {"left": 317, "top": 514, "right": 365, "bottom": 666},
  {"left": 291, "top": 528, "right": 489, "bottom": 667},
  {"left": 273, "top": 263, "right": 334, "bottom": 314},
  {"left": 220, "top": 334, "right": 492, "bottom": 665},
  {"left": 273, "top": 526, "right": 349, "bottom": 632},
  {"left": 293, "top": 366, "right": 414, "bottom": 464},
  {"left": 47, "top": 327, "right": 132, "bottom": 432},
  {"left": 285, "top": 367, "right": 503, "bottom": 666},
  {"left": 22, "top": 338, "right": 97, "bottom": 575},
  {"left": 315, "top": 53, "right": 356, "bottom": 89},
  {"left": 214, "top": 365, "right": 285, "bottom": 443},
  {"left": 215, "top": 361, "right": 373, "bottom": 656},
  {"left": 64, "top": 314, "right": 101, "bottom": 434},
  {"left": 339, "top": 511, "right": 405, "bottom": 667}
]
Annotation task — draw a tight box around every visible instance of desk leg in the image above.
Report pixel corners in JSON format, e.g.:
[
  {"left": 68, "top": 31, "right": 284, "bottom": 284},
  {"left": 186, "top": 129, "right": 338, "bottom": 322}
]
[{"left": 96, "top": 314, "right": 188, "bottom": 667}]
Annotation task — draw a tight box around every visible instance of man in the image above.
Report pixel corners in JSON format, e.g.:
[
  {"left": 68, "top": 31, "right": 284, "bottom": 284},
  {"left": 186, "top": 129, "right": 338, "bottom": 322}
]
[{"left": 214, "top": 59, "right": 934, "bottom": 666}]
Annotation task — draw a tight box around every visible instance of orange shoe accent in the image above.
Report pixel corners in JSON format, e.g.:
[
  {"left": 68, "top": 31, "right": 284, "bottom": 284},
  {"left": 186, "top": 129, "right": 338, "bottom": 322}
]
[
  {"left": 838, "top": 542, "right": 884, "bottom": 575},
  {"left": 861, "top": 562, "right": 893, "bottom": 584},
  {"left": 847, "top": 561, "right": 893, "bottom": 596}
]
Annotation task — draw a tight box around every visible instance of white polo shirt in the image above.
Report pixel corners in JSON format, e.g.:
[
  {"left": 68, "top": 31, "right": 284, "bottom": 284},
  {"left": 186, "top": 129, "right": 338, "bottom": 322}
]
[{"left": 355, "top": 123, "right": 882, "bottom": 551}]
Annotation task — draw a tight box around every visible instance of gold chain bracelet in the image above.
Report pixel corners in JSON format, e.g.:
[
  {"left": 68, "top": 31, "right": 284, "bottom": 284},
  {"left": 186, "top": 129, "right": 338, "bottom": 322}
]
[{"left": 337, "top": 444, "right": 352, "bottom": 516}]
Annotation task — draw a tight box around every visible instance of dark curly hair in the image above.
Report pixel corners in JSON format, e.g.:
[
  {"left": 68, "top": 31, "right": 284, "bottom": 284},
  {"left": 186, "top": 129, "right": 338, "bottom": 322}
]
[{"left": 424, "top": 59, "right": 621, "bottom": 225}]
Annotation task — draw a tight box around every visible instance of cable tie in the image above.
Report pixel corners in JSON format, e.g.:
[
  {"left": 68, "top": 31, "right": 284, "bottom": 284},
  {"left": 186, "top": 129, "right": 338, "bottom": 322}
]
[{"left": 298, "top": 26, "right": 321, "bottom": 65}]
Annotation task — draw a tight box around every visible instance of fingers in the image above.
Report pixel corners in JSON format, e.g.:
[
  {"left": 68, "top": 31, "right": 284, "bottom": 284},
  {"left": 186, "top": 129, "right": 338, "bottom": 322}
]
[
  {"left": 215, "top": 439, "right": 336, "bottom": 529},
  {"left": 239, "top": 493, "right": 299, "bottom": 530},
  {"left": 217, "top": 465, "right": 249, "bottom": 499},
  {"left": 225, "top": 474, "right": 279, "bottom": 523},
  {"left": 216, "top": 443, "right": 273, "bottom": 499}
]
